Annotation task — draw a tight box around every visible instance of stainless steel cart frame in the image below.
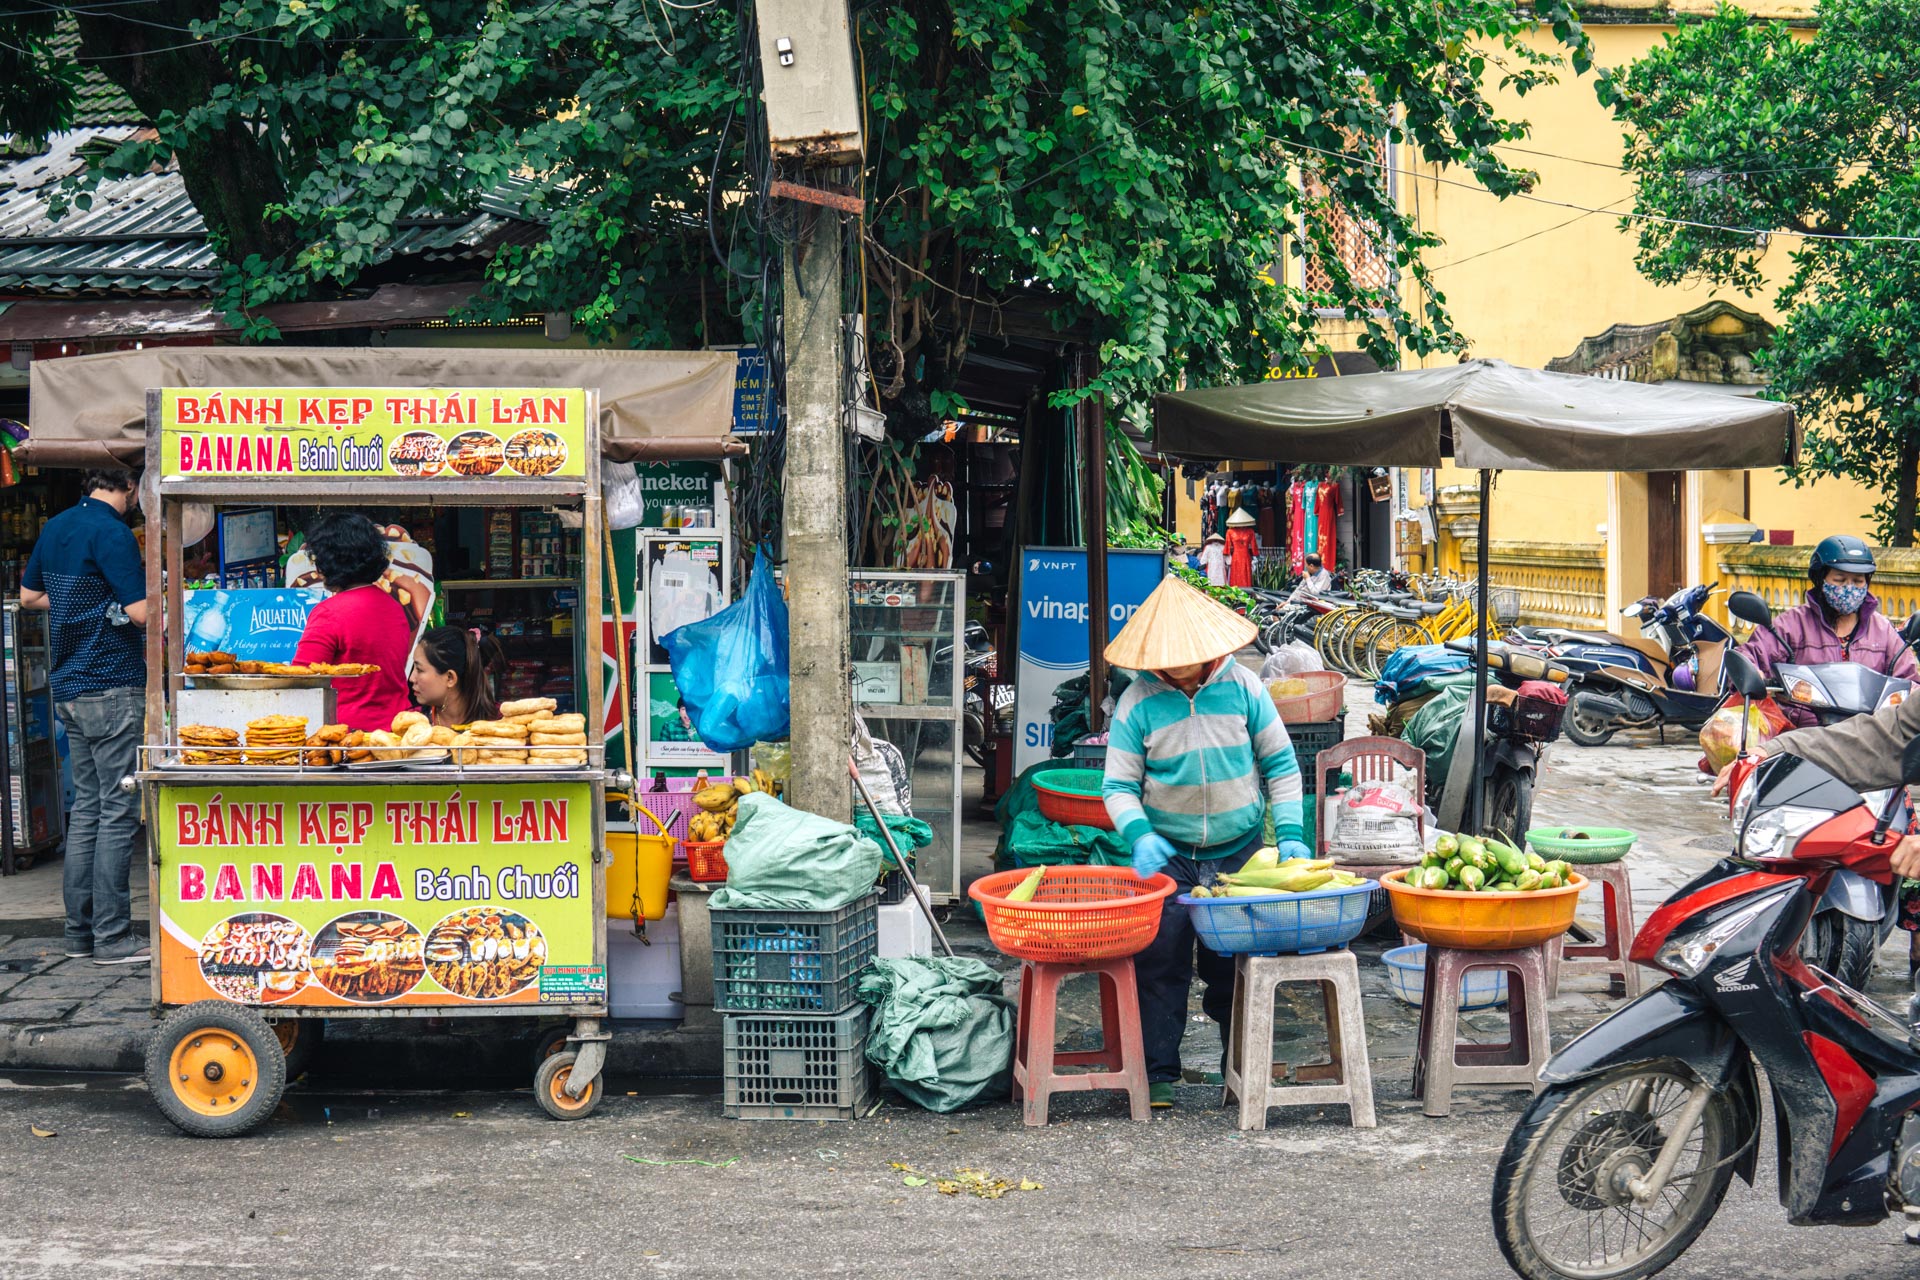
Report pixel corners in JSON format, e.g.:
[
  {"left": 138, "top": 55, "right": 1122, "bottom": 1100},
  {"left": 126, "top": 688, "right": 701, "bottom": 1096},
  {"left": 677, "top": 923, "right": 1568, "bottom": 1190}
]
[{"left": 135, "top": 387, "right": 632, "bottom": 1132}]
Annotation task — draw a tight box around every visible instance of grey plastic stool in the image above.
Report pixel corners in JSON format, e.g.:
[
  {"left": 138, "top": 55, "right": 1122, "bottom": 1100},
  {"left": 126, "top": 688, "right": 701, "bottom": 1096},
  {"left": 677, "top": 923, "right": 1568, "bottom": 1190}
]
[
  {"left": 1412, "top": 943, "right": 1553, "bottom": 1118},
  {"left": 1222, "top": 951, "right": 1375, "bottom": 1130}
]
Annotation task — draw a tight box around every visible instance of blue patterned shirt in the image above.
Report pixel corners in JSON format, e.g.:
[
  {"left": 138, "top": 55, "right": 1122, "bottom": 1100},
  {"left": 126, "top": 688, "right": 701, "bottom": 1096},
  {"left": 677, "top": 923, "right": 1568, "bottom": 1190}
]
[{"left": 23, "top": 496, "right": 146, "bottom": 700}]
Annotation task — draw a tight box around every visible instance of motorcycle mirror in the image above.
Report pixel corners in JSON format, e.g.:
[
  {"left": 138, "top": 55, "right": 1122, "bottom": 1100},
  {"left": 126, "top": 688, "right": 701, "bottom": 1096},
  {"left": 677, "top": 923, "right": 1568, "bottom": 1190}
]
[
  {"left": 1723, "top": 649, "right": 1768, "bottom": 701},
  {"left": 1727, "top": 590, "right": 1773, "bottom": 628},
  {"left": 1904, "top": 736, "right": 1920, "bottom": 789},
  {"left": 1903, "top": 613, "right": 1920, "bottom": 648}
]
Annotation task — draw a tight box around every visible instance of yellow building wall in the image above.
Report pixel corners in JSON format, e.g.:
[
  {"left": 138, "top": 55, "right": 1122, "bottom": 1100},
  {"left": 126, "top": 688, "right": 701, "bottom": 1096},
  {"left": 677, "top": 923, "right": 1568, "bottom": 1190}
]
[{"left": 1389, "top": 17, "right": 1887, "bottom": 613}]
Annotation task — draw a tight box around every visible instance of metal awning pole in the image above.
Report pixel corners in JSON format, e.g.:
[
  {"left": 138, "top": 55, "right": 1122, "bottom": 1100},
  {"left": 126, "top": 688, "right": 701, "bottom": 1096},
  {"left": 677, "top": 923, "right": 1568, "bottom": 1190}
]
[{"left": 1470, "top": 468, "right": 1491, "bottom": 834}]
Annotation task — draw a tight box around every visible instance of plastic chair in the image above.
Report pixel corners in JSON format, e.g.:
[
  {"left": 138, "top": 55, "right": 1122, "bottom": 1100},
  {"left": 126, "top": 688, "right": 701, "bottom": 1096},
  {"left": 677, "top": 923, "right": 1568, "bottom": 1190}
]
[
  {"left": 1556, "top": 859, "right": 1641, "bottom": 998},
  {"left": 1011, "top": 957, "right": 1151, "bottom": 1126},
  {"left": 1222, "top": 951, "right": 1375, "bottom": 1130},
  {"left": 1315, "top": 735, "right": 1427, "bottom": 859},
  {"left": 1411, "top": 943, "right": 1553, "bottom": 1118}
]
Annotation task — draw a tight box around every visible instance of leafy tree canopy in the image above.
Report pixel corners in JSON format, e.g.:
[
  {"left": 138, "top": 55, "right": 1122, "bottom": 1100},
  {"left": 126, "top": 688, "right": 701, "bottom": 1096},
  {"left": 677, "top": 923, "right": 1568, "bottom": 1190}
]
[
  {"left": 2, "top": 0, "right": 1591, "bottom": 432},
  {"left": 1605, "top": 0, "right": 1920, "bottom": 544}
]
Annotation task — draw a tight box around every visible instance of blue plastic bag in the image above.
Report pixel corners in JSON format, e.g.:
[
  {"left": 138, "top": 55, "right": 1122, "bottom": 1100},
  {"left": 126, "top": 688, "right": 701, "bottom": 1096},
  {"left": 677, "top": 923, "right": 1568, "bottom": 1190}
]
[
  {"left": 661, "top": 549, "right": 790, "bottom": 751},
  {"left": 1374, "top": 643, "right": 1470, "bottom": 707}
]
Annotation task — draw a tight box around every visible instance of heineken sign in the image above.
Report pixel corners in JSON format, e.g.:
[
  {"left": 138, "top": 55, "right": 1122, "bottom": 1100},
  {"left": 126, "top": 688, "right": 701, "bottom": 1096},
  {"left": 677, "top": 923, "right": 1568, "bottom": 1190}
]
[{"left": 634, "top": 461, "right": 722, "bottom": 527}]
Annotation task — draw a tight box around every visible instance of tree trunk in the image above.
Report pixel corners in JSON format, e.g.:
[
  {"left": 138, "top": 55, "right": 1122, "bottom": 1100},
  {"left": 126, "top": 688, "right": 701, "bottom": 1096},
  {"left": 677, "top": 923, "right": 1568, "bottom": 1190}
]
[
  {"left": 1898, "top": 432, "right": 1920, "bottom": 549},
  {"left": 75, "top": 4, "right": 295, "bottom": 264}
]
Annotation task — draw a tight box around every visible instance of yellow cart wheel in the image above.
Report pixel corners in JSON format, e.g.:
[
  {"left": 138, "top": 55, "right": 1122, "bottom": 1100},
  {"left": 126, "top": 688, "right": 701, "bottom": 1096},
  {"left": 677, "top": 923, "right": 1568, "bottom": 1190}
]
[
  {"left": 271, "top": 1017, "right": 324, "bottom": 1083},
  {"left": 534, "top": 1050, "right": 602, "bottom": 1121},
  {"left": 145, "top": 1001, "right": 286, "bottom": 1138}
]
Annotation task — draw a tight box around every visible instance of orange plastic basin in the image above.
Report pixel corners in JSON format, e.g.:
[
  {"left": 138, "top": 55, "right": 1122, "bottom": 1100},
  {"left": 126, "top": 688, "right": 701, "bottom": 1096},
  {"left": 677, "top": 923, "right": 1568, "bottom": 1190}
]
[{"left": 1381, "top": 868, "right": 1588, "bottom": 950}]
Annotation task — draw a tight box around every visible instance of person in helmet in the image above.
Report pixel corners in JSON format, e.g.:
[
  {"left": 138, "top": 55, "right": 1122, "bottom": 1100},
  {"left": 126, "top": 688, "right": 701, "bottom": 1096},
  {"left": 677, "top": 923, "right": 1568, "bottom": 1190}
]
[{"left": 1738, "top": 534, "right": 1917, "bottom": 727}]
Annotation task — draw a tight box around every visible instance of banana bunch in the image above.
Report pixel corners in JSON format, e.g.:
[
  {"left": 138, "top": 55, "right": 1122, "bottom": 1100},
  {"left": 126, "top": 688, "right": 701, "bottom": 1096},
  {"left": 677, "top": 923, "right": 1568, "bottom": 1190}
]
[
  {"left": 1189, "top": 848, "right": 1367, "bottom": 898},
  {"left": 687, "top": 773, "right": 781, "bottom": 842}
]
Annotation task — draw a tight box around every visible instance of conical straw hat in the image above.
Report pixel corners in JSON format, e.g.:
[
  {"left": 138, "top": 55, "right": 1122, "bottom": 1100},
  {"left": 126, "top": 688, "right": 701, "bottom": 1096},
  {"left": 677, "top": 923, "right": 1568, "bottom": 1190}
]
[
  {"left": 1105, "top": 575, "right": 1258, "bottom": 670},
  {"left": 1226, "top": 507, "right": 1255, "bottom": 527}
]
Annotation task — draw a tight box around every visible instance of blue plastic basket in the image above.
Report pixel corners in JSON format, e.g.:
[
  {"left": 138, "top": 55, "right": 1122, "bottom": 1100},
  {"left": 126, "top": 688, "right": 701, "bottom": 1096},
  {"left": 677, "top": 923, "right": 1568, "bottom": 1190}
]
[
  {"left": 1177, "top": 881, "right": 1377, "bottom": 956},
  {"left": 1382, "top": 943, "right": 1510, "bottom": 1011}
]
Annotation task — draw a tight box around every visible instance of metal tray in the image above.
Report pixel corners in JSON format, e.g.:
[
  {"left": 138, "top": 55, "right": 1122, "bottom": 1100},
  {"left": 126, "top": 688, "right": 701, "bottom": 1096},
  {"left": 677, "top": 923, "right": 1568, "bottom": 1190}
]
[
  {"left": 343, "top": 750, "right": 451, "bottom": 771},
  {"left": 184, "top": 674, "right": 355, "bottom": 690}
]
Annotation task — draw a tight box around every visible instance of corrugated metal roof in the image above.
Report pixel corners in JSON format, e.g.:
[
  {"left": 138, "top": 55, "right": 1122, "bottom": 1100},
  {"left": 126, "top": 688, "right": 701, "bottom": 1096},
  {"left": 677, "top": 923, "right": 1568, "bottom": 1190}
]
[
  {"left": 47, "top": 23, "right": 144, "bottom": 126},
  {"left": 0, "top": 128, "right": 543, "bottom": 299}
]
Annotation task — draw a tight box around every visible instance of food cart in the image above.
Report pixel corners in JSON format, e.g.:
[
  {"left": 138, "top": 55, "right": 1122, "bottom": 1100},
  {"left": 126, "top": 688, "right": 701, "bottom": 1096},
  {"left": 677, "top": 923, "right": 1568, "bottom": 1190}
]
[{"left": 72, "top": 365, "right": 734, "bottom": 1138}]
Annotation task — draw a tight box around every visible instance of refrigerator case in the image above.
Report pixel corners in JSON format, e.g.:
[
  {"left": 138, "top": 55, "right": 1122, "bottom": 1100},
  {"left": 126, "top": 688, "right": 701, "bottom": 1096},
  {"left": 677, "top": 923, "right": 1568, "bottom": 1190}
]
[{"left": 3, "top": 602, "right": 64, "bottom": 862}]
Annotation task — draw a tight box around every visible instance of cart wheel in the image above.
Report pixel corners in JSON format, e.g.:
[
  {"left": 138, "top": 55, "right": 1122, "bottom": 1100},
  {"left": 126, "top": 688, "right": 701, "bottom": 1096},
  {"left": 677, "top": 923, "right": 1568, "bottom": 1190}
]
[
  {"left": 530, "top": 1024, "right": 572, "bottom": 1072},
  {"left": 534, "top": 1051, "right": 602, "bottom": 1121},
  {"left": 272, "top": 1018, "right": 324, "bottom": 1083},
  {"left": 145, "top": 1001, "right": 286, "bottom": 1138}
]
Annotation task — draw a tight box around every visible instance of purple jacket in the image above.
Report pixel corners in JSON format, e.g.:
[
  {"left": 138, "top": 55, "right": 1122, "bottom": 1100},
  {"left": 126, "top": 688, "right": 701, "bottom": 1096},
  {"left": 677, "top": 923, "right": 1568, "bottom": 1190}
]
[{"left": 1738, "top": 587, "right": 1918, "bottom": 726}]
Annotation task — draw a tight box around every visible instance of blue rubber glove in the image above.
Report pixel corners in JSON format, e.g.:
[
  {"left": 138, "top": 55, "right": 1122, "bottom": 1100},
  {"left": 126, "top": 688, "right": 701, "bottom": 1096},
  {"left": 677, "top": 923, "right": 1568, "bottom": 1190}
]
[
  {"left": 1277, "top": 839, "right": 1314, "bottom": 863},
  {"left": 1132, "top": 833, "right": 1177, "bottom": 881}
]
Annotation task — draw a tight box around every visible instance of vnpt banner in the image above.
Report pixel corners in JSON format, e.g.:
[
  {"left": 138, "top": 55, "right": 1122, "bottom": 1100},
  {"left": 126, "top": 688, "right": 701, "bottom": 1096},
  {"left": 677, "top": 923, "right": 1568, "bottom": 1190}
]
[{"left": 1012, "top": 548, "right": 1166, "bottom": 775}]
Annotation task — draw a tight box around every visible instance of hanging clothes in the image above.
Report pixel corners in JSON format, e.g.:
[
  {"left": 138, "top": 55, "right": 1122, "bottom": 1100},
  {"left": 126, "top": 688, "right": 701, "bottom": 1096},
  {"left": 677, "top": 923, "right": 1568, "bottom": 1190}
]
[
  {"left": 1313, "top": 480, "right": 1344, "bottom": 568},
  {"left": 1286, "top": 478, "right": 1308, "bottom": 575},
  {"left": 1225, "top": 512, "right": 1259, "bottom": 588},
  {"left": 1198, "top": 535, "right": 1228, "bottom": 587}
]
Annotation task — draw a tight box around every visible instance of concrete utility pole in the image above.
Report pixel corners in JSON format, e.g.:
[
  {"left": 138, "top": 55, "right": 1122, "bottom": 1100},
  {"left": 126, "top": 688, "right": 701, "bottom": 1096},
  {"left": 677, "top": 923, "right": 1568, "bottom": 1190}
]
[
  {"left": 753, "top": 0, "right": 863, "bottom": 821},
  {"left": 781, "top": 220, "right": 851, "bottom": 820}
]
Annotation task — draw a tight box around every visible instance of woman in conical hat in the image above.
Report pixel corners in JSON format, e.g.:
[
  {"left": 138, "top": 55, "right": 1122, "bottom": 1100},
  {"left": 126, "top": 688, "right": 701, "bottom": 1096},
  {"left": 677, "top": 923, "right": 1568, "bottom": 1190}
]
[{"left": 1100, "top": 575, "right": 1307, "bottom": 1107}]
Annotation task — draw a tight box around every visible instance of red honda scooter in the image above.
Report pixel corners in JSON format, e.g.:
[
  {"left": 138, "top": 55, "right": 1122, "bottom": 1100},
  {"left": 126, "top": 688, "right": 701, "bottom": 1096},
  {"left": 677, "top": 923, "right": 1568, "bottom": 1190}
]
[{"left": 1490, "top": 648, "right": 1920, "bottom": 1280}]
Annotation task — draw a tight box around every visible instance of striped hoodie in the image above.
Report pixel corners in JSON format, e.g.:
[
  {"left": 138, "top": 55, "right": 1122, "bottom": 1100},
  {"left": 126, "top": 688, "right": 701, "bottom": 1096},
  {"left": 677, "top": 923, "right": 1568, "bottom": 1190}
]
[{"left": 1101, "top": 660, "right": 1304, "bottom": 857}]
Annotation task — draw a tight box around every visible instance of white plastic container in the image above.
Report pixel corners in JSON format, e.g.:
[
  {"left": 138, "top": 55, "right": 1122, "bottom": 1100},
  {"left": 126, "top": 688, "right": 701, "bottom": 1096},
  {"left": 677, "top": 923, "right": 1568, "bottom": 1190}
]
[
  {"left": 605, "top": 905, "right": 684, "bottom": 1020},
  {"left": 877, "top": 889, "right": 932, "bottom": 959}
]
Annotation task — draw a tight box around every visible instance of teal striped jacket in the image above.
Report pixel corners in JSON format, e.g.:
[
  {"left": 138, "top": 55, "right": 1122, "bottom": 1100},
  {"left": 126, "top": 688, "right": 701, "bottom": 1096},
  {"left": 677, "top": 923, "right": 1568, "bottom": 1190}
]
[{"left": 1101, "top": 661, "right": 1304, "bottom": 857}]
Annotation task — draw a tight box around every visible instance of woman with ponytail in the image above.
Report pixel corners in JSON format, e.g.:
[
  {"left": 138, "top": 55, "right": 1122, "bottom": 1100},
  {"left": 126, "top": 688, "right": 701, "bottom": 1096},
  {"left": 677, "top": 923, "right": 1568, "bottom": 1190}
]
[{"left": 409, "top": 625, "right": 507, "bottom": 726}]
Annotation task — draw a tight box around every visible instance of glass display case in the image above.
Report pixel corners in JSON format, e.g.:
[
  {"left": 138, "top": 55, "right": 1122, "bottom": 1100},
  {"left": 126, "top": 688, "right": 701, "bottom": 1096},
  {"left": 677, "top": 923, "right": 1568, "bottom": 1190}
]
[
  {"left": 2, "top": 601, "right": 64, "bottom": 873},
  {"left": 849, "top": 571, "right": 963, "bottom": 903}
]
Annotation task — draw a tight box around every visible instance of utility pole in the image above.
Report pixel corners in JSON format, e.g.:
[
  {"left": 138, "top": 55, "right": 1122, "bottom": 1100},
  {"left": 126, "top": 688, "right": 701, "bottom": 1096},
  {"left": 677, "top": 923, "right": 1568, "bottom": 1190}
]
[
  {"left": 781, "top": 217, "right": 850, "bottom": 820},
  {"left": 753, "top": 0, "right": 863, "bottom": 820}
]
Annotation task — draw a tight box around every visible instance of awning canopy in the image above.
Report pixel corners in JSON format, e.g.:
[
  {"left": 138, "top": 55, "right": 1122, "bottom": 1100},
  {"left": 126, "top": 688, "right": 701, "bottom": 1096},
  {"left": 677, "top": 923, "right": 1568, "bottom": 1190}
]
[
  {"left": 1153, "top": 358, "right": 1798, "bottom": 472},
  {"left": 19, "top": 345, "right": 741, "bottom": 468}
]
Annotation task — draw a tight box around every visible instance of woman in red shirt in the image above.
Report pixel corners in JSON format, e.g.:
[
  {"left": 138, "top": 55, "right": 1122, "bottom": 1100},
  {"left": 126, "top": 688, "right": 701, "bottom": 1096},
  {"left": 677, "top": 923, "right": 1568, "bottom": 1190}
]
[{"left": 292, "top": 514, "right": 416, "bottom": 731}]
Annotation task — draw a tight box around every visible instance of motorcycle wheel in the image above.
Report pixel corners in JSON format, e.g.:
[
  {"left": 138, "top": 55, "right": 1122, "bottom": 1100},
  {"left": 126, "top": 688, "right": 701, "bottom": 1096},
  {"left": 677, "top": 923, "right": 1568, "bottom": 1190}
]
[
  {"left": 1800, "top": 910, "right": 1879, "bottom": 989},
  {"left": 1492, "top": 1063, "right": 1739, "bottom": 1280},
  {"left": 1562, "top": 690, "right": 1618, "bottom": 748},
  {"left": 1482, "top": 765, "right": 1532, "bottom": 848}
]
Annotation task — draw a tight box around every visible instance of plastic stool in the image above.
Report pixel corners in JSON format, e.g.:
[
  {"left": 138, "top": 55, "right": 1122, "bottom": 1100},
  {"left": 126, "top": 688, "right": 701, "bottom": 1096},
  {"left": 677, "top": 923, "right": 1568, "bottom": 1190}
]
[
  {"left": 1412, "top": 944, "right": 1552, "bottom": 1118},
  {"left": 1011, "top": 957, "right": 1150, "bottom": 1126},
  {"left": 1223, "top": 951, "right": 1375, "bottom": 1130},
  {"left": 1556, "top": 859, "right": 1641, "bottom": 998}
]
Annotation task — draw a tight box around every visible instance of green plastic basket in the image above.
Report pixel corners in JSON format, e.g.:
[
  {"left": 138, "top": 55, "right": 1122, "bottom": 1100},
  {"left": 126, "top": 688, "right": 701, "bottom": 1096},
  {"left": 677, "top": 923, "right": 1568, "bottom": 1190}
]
[
  {"left": 1526, "top": 826, "right": 1636, "bottom": 865},
  {"left": 1032, "top": 767, "right": 1104, "bottom": 796}
]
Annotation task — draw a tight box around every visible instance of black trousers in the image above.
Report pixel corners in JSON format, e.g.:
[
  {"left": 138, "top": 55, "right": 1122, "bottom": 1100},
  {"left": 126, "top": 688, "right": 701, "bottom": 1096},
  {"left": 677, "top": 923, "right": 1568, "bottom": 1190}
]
[{"left": 1134, "top": 853, "right": 1239, "bottom": 1083}]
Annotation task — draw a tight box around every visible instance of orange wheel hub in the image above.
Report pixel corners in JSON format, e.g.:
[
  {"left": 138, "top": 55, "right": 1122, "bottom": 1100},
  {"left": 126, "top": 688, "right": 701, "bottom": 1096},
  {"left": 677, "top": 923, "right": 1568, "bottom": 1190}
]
[
  {"left": 546, "top": 1065, "right": 594, "bottom": 1113},
  {"left": 167, "top": 1027, "right": 260, "bottom": 1118}
]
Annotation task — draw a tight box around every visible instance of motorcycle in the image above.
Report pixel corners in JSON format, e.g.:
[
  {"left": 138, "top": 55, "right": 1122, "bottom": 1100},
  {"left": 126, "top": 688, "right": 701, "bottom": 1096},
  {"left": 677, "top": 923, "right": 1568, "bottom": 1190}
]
[
  {"left": 1558, "top": 583, "right": 1734, "bottom": 747},
  {"left": 1491, "top": 648, "right": 1920, "bottom": 1280},
  {"left": 946, "top": 622, "right": 1008, "bottom": 767},
  {"left": 1433, "top": 640, "right": 1572, "bottom": 840},
  {"left": 1724, "top": 589, "right": 1920, "bottom": 989}
]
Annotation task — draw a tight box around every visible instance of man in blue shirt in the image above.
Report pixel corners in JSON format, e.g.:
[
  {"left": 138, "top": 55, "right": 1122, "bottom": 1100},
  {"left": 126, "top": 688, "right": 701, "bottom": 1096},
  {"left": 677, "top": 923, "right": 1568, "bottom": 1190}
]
[{"left": 21, "top": 469, "right": 149, "bottom": 965}]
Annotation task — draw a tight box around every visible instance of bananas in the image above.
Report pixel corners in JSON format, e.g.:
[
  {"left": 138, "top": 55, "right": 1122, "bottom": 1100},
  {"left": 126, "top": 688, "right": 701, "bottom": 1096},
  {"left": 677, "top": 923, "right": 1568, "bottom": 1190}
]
[
  {"left": 694, "top": 784, "right": 739, "bottom": 813},
  {"left": 687, "top": 770, "right": 785, "bottom": 843}
]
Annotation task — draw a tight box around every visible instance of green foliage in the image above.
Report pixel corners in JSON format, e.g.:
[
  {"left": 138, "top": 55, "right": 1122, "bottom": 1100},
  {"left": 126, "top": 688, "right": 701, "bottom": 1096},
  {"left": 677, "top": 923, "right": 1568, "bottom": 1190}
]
[
  {"left": 1171, "top": 562, "right": 1254, "bottom": 612},
  {"left": 1606, "top": 0, "right": 1920, "bottom": 543},
  {"left": 3, "top": 0, "right": 1590, "bottom": 423},
  {"left": 1105, "top": 424, "right": 1174, "bottom": 548}
]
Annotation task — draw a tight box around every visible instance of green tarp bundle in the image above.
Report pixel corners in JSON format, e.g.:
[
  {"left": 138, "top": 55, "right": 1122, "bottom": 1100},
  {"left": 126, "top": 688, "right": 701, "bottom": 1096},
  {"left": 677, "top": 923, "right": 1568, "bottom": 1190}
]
[
  {"left": 708, "top": 792, "right": 884, "bottom": 910},
  {"left": 857, "top": 958, "right": 1014, "bottom": 1112},
  {"left": 994, "top": 761, "right": 1133, "bottom": 871}
]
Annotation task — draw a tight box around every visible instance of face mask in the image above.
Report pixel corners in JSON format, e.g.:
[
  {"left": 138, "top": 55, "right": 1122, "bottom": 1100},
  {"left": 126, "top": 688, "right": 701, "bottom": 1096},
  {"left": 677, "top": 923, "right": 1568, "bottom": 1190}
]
[{"left": 1823, "top": 581, "right": 1869, "bottom": 616}]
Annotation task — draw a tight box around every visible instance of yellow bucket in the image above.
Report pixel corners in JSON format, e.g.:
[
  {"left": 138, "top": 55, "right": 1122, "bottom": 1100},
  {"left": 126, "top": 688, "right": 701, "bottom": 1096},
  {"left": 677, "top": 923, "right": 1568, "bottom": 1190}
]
[{"left": 605, "top": 798, "right": 675, "bottom": 921}]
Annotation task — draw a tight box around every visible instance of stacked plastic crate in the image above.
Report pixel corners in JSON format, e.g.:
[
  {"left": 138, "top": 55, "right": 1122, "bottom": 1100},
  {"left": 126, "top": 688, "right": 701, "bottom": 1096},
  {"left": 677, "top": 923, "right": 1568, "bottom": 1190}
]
[{"left": 712, "top": 892, "right": 881, "bottom": 1120}]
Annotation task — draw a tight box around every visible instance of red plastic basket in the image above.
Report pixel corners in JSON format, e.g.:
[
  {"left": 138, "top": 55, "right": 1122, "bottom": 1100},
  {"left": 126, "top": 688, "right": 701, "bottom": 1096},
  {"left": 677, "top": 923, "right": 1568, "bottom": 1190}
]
[
  {"left": 968, "top": 866, "right": 1175, "bottom": 963},
  {"left": 683, "top": 840, "right": 730, "bottom": 883},
  {"left": 1031, "top": 768, "right": 1114, "bottom": 830}
]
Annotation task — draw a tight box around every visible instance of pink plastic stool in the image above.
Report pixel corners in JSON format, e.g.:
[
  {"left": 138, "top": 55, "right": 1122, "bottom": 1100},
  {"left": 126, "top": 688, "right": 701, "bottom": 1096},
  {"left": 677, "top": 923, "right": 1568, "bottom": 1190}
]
[
  {"left": 1411, "top": 943, "right": 1553, "bottom": 1118},
  {"left": 1556, "top": 859, "right": 1641, "bottom": 998},
  {"left": 1011, "top": 956, "right": 1151, "bottom": 1126}
]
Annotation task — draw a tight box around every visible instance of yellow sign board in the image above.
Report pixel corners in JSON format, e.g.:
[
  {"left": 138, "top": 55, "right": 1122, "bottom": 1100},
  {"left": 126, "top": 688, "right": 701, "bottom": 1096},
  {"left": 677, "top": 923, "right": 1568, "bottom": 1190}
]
[{"left": 159, "top": 387, "right": 587, "bottom": 481}]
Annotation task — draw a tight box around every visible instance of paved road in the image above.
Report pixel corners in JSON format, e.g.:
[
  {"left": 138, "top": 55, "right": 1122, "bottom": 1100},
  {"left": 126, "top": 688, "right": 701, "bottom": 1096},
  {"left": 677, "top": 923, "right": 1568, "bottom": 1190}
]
[{"left": 0, "top": 1073, "right": 1912, "bottom": 1279}]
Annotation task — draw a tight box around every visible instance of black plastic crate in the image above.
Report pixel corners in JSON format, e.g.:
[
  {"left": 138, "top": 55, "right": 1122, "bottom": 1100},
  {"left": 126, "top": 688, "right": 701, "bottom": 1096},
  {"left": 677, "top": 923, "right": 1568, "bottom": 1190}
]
[
  {"left": 709, "top": 893, "right": 879, "bottom": 1014},
  {"left": 1288, "top": 718, "right": 1347, "bottom": 792},
  {"left": 1503, "top": 694, "right": 1565, "bottom": 743},
  {"left": 723, "top": 1007, "right": 874, "bottom": 1121},
  {"left": 877, "top": 869, "right": 912, "bottom": 905}
]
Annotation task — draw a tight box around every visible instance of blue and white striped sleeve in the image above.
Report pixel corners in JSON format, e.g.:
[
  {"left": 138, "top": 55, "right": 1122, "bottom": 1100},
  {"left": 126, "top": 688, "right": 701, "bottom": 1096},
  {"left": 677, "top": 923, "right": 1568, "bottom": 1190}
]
[
  {"left": 1101, "top": 689, "right": 1152, "bottom": 846},
  {"left": 1247, "top": 682, "right": 1304, "bottom": 843}
]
